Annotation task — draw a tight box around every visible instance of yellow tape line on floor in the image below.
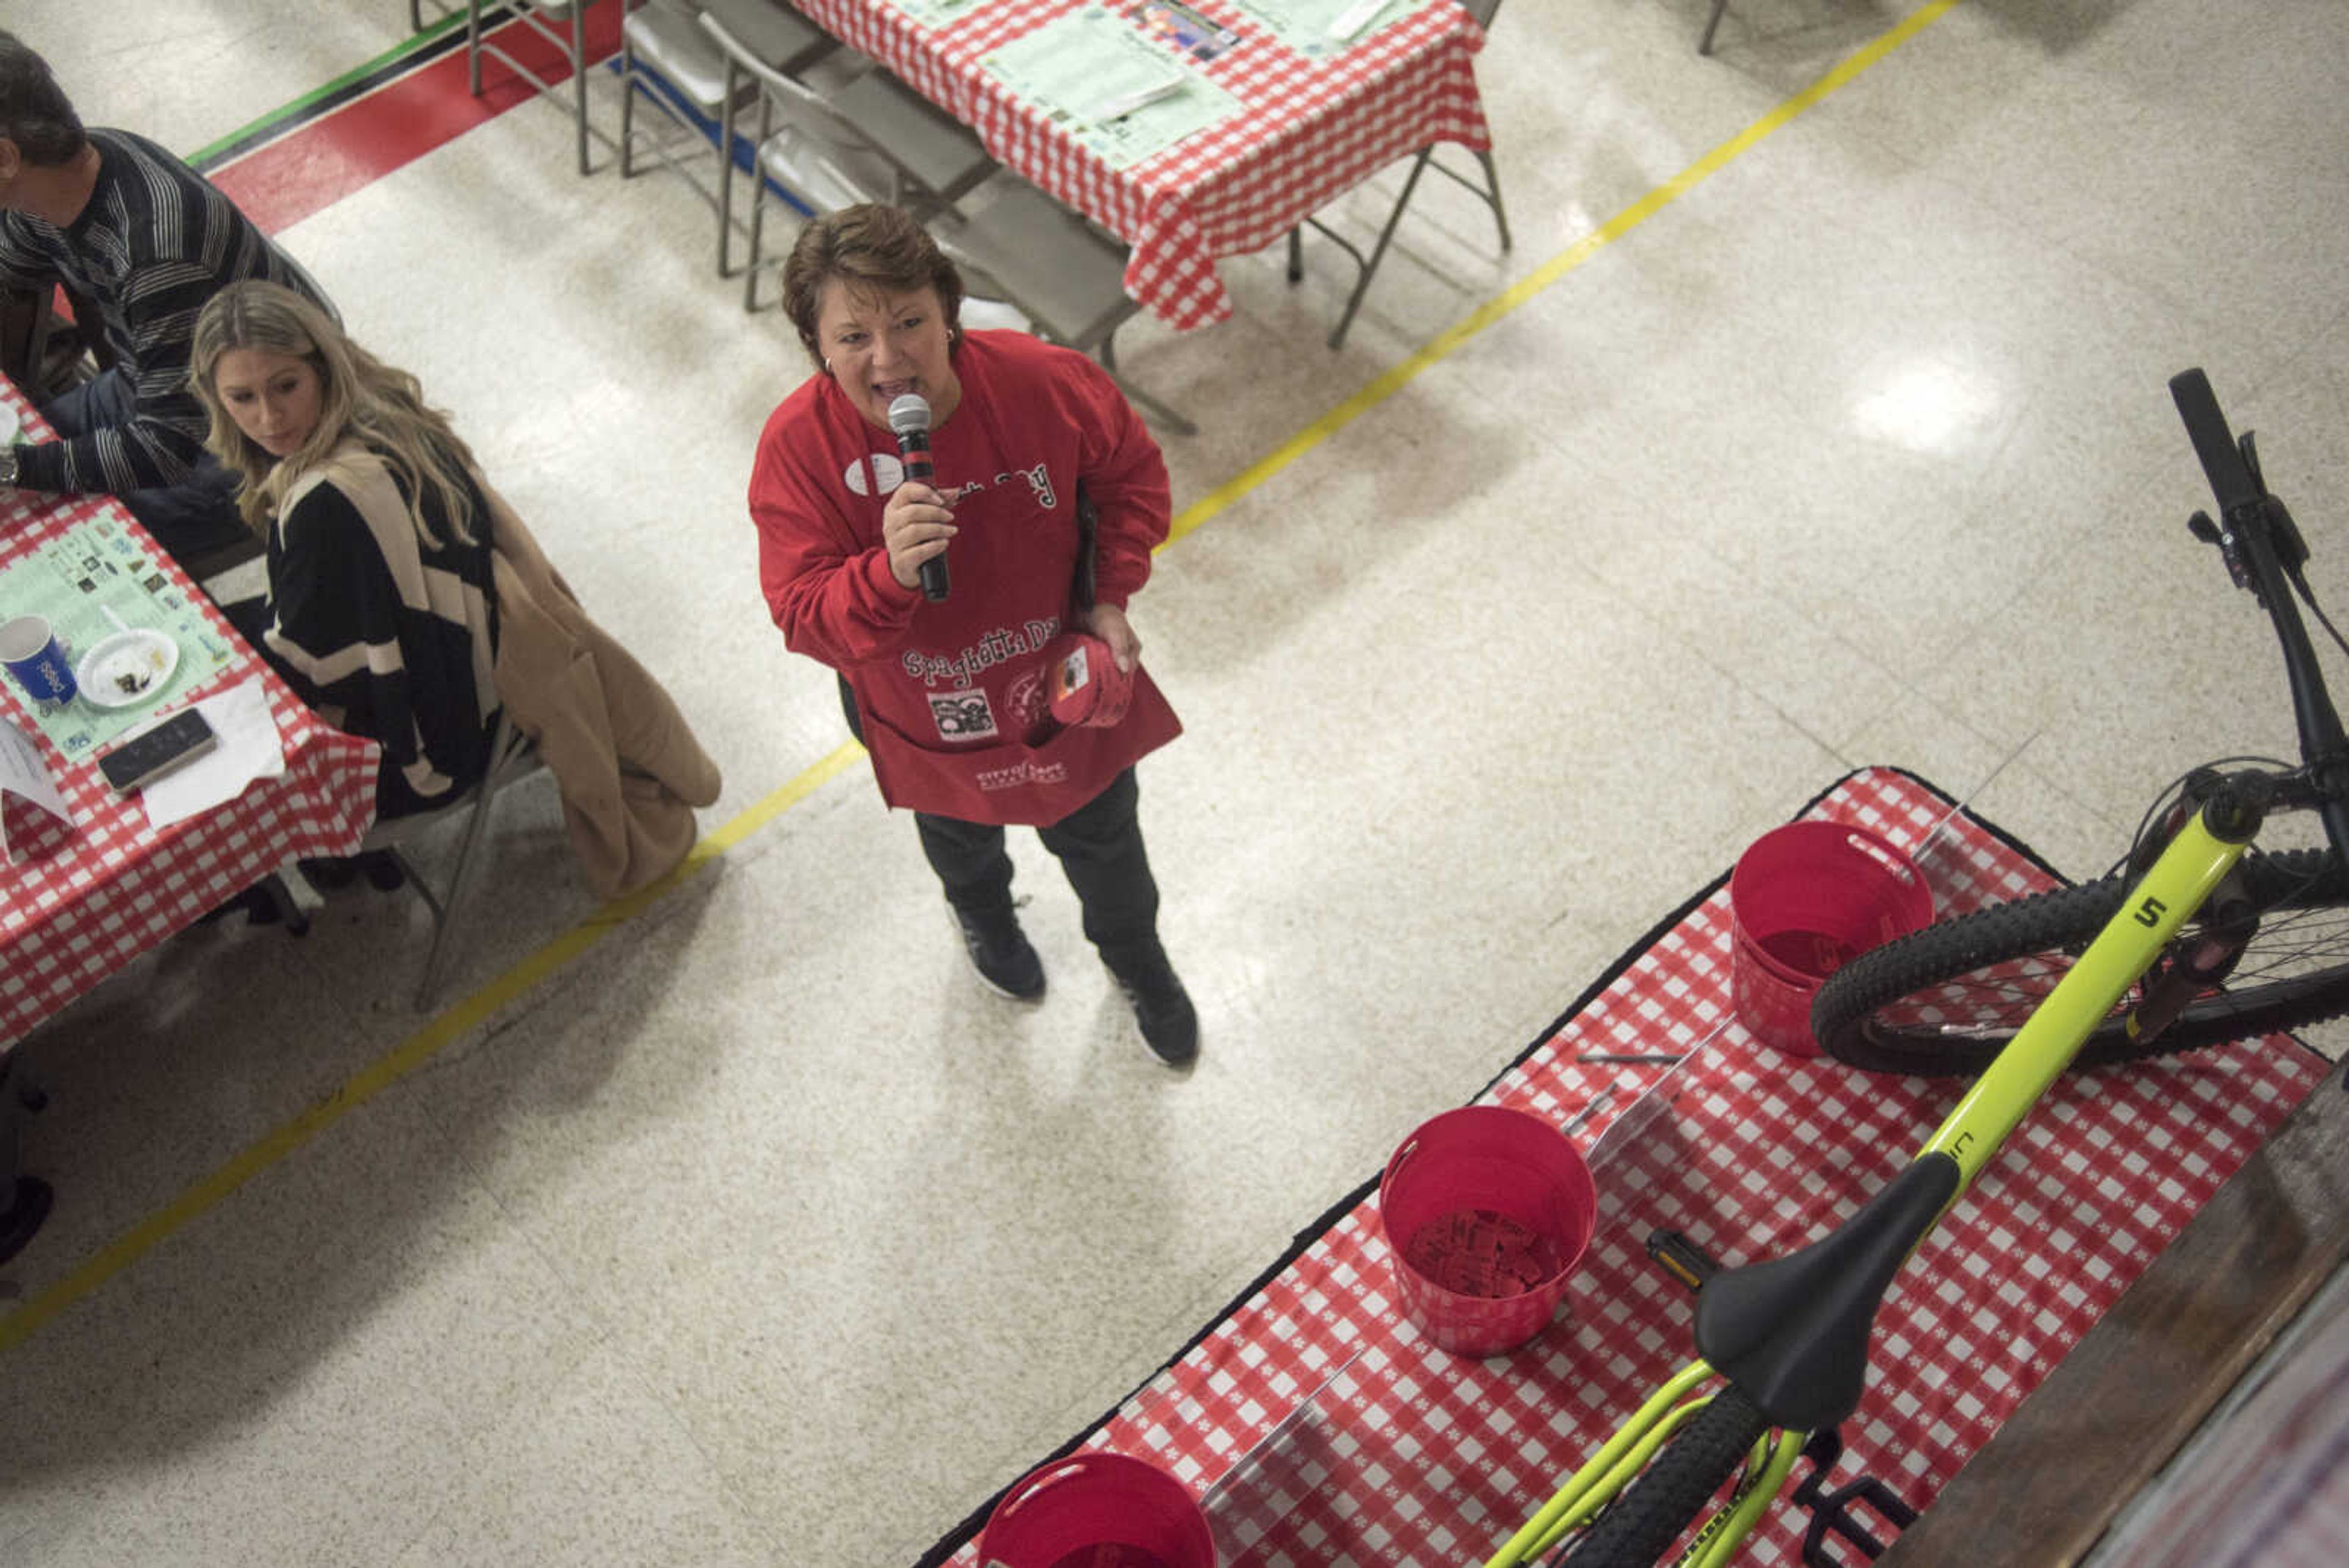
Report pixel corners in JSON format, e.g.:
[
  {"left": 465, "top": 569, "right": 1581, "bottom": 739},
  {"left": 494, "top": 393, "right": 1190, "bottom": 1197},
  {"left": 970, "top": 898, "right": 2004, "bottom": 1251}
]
[
  {"left": 1168, "top": 0, "right": 1962, "bottom": 546},
  {"left": 0, "top": 741, "right": 867, "bottom": 1353},
  {"left": 0, "top": 0, "right": 1962, "bottom": 1354}
]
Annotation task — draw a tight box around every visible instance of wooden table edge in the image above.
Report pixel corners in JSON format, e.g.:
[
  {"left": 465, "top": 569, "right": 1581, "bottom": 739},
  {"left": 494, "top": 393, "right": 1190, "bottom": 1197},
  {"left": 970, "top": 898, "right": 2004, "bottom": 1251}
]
[{"left": 1877, "top": 1053, "right": 2349, "bottom": 1567}]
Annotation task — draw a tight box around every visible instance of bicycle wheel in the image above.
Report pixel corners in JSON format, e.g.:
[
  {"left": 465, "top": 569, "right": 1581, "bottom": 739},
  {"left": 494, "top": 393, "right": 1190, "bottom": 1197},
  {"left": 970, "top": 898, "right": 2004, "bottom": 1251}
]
[
  {"left": 1811, "top": 849, "right": 2349, "bottom": 1076},
  {"left": 1557, "top": 1385, "right": 1773, "bottom": 1568}
]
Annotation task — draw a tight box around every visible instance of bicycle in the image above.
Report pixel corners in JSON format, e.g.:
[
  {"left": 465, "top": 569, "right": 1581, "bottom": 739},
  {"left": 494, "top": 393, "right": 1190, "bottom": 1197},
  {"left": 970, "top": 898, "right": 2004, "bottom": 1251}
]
[{"left": 1484, "top": 367, "right": 2349, "bottom": 1568}]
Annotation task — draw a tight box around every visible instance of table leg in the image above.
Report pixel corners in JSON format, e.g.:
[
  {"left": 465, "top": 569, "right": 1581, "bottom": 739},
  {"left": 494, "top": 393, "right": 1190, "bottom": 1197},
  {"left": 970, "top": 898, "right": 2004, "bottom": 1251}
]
[{"left": 1094, "top": 339, "right": 1195, "bottom": 438}]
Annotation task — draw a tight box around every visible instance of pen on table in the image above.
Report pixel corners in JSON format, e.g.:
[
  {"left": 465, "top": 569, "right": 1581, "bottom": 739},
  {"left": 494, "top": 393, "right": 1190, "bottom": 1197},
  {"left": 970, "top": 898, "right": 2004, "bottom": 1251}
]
[
  {"left": 1576, "top": 1052, "right": 1688, "bottom": 1066},
  {"left": 1562, "top": 1087, "right": 1616, "bottom": 1136}
]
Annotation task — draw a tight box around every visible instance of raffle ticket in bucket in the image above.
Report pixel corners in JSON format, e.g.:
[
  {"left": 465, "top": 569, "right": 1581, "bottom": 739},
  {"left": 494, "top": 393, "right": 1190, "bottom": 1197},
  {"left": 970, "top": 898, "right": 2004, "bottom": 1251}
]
[
  {"left": 931, "top": 768, "right": 2326, "bottom": 1568},
  {"left": 1378, "top": 1104, "right": 1595, "bottom": 1358}
]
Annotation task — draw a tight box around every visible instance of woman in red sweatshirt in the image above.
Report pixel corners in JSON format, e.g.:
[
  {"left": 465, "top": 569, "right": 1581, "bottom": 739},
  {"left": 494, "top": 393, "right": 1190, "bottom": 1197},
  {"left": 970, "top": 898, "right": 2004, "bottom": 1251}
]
[{"left": 748, "top": 204, "right": 1195, "bottom": 1066}]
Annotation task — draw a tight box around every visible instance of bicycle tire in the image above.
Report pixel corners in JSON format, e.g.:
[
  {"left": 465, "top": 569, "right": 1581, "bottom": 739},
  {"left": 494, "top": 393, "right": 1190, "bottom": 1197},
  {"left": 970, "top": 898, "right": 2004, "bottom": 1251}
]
[
  {"left": 1557, "top": 1385, "right": 1773, "bottom": 1568},
  {"left": 1811, "top": 849, "right": 2349, "bottom": 1077}
]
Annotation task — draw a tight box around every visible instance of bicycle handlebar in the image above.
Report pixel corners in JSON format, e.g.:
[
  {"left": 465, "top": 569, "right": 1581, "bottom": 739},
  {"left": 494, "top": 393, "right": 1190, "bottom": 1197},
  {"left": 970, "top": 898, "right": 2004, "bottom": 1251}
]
[
  {"left": 2169, "top": 368, "right": 2349, "bottom": 867},
  {"left": 2170, "top": 368, "right": 2260, "bottom": 515}
]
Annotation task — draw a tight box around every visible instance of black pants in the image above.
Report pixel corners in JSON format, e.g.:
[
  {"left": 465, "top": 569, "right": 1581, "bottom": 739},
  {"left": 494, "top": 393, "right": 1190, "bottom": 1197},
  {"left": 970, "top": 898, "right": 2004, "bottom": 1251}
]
[{"left": 839, "top": 675, "right": 1160, "bottom": 956}]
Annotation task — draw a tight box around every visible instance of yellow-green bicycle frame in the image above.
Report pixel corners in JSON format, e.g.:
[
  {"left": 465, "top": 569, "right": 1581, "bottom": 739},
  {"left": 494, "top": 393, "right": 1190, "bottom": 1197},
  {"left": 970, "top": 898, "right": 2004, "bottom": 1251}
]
[{"left": 1486, "top": 805, "right": 2255, "bottom": 1567}]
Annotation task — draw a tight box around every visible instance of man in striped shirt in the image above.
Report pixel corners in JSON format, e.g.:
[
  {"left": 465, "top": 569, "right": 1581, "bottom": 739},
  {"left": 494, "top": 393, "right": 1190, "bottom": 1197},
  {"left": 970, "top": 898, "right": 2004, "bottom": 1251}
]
[{"left": 0, "top": 30, "right": 335, "bottom": 570}]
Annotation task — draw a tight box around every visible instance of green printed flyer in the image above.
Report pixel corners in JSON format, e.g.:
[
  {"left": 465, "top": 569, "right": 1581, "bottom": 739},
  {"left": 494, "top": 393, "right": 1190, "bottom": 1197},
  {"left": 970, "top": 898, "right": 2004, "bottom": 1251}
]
[
  {"left": 0, "top": 508, "right": 242, "bottom": 758},
  {"left": 981, "top": 6, "right": 1241, "bottom": 169}
]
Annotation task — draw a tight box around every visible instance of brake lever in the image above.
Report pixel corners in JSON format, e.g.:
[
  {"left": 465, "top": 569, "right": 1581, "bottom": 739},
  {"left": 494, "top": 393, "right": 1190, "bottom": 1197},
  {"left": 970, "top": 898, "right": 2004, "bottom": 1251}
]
[{"left": 2189, "top": 509, "right": 2252, "bottom": 591}]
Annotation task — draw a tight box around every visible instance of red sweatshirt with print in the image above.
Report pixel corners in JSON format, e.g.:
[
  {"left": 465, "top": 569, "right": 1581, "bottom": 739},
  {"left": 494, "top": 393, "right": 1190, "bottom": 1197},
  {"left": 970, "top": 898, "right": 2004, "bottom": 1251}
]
[{"left": 750, "top": 330, "right": 1181, "bottom": 825}]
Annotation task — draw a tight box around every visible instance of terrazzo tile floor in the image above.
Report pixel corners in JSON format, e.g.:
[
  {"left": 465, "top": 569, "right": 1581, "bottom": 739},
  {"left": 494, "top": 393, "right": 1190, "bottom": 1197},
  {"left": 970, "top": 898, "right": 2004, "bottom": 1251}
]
[{"left": 3, "top": 1, "right": 2345, "bottom": 1562}]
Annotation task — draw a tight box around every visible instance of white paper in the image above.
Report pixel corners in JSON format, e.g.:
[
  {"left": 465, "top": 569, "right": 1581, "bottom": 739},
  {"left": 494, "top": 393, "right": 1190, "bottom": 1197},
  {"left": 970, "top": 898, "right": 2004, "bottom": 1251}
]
[
  {"left": 1, "top": 713, "right": 76, "bottom": 863},
  {"left": 0, "top": 713, "right": 70, "bottom": 815},
  {"left": 139, "top": 677, "right": 288, "bottom": 830}
]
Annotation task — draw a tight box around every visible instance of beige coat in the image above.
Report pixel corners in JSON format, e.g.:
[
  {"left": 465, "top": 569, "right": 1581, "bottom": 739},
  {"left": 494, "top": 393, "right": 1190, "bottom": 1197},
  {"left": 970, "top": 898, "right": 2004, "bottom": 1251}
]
[{"left": 481, "top": 482, "right": 722, "bottom": 899}]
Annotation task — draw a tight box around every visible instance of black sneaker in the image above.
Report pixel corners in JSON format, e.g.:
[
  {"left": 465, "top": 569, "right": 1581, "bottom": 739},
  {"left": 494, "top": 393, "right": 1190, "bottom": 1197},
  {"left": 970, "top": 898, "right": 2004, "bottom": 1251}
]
[
  {"left": 956, "top": 908, "right": 1045, "bottom": 1000},
  {"left": 1107, "top": 943, "right": 1198, "bottom": 1067},
  {"left": 357, "top": 850, "right": 407, "bottom": 891},
  {"left": 297, "top": 851, "right": 406, "bottom": 893},
  {"left": 296, "top": 855, "right": 360, "bottom": 890}
]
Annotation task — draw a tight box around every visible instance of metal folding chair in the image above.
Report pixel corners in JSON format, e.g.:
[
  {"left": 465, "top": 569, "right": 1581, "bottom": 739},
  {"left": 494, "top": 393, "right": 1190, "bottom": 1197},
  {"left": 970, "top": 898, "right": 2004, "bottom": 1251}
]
[
  {"left": 618, "top": 0, "right": 837, "bottom": 275},
  {"left": 360, "top": 713, "right": 546, "bottom": 1010},
  {"left": 933, "top": 180, "right": 1194, "bottom": 437},
  {"left": 467, "top": 0, "right": 611, "bottom": 176},
  {"left": 699, "top": 9, "right": 996, "bottom": 309},
  {"left": 1699, "top": 0, "right": 1734, "bottom": 54}
]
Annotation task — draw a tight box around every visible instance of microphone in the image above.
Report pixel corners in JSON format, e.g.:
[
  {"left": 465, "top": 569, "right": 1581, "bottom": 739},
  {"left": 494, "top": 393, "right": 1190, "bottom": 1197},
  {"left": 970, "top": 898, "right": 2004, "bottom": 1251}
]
[{"left": 888, "top": 393, "right": 947, "bottom": 603}]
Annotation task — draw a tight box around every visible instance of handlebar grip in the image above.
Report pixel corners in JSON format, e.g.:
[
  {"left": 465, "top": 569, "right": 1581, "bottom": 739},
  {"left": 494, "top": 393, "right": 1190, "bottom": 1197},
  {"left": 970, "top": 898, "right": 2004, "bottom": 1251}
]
[{"left": 2170, "top": 368, "right": 2260, "bottom": 514}]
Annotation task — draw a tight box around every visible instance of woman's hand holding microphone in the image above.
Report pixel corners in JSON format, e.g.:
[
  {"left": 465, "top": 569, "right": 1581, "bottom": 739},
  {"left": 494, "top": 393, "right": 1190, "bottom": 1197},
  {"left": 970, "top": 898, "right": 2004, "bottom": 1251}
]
[{"left": 883, "top": 481, "right": 956, "bottom": 592}]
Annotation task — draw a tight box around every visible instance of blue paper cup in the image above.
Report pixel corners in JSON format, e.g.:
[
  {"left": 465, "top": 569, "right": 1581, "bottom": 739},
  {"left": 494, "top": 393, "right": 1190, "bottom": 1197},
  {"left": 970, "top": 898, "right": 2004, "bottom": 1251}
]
[{"left": 0, "top": 614, "right": 78, "bottom": 706}]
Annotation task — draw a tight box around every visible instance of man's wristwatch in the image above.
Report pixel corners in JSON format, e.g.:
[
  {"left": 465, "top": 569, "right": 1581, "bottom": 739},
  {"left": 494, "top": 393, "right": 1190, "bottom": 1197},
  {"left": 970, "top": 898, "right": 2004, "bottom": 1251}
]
[{"left": 0, "top": 445, "right": 18, "bottom": 488}]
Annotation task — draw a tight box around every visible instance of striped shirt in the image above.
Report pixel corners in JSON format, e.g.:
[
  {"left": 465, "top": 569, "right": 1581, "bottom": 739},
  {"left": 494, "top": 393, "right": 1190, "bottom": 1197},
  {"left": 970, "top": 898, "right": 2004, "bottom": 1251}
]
[{"left": 0, "top": 128, "right": 332, "bottom": 496}]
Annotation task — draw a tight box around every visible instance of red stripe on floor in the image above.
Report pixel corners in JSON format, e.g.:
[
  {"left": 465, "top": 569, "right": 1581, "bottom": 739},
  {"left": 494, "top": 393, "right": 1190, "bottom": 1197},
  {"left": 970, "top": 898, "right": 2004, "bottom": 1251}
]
[{"left": 211, "top": 7, "right": 626, "bottom": 236}]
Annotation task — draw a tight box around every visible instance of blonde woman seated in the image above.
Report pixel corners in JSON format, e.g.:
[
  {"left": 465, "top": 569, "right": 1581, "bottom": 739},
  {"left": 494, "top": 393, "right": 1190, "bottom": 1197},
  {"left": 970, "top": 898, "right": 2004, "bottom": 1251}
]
[
  {"left": 191, "top": 281, "right": 495, "bottom": 820},
  {"left": 190, "top": 280, "right": 720, "bottom": 894}
]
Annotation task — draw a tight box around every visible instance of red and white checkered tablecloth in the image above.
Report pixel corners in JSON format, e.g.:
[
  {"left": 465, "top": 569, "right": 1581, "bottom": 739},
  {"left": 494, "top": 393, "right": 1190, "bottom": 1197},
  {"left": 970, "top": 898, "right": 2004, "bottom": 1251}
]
[
  {"left": 790, "top": 0, "right": 1493, "bottom": 329},
  {"left": 1, "top": 380, "right": 379, "bottom": 1048},
  {"left": 927, "top": 767, "right": 2329, "bottom": 1566}
]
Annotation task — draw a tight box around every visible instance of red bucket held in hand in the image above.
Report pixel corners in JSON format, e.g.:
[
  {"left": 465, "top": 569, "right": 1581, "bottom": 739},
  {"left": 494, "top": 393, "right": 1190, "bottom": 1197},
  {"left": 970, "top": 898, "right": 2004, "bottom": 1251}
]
[
  {"left": 1378, "top": 1105, "right": 1597, "bottom": 1358},
  {"left": 977, "top": 1451, "right": 1216, "bottom": 1568},
  {"left": 1045, "top": 633, "right": 1134, "bottom": 729},
  {"left": 1729, "top": 820, "right": 1933, "bottom": 1057}
]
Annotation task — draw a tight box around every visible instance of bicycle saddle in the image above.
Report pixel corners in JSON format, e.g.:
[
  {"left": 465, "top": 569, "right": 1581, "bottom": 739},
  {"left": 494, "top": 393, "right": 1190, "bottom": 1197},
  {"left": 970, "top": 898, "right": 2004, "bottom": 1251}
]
[{"left": 1693, "top": 1152, "right": 1964, "bottom": 1433}]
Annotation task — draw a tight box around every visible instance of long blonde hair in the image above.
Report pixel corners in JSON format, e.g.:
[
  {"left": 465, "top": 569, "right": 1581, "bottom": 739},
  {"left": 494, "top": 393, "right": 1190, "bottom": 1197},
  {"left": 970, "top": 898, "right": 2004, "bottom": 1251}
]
[{"left": 190, "top": 280, "right": 484, "bottom": 545}]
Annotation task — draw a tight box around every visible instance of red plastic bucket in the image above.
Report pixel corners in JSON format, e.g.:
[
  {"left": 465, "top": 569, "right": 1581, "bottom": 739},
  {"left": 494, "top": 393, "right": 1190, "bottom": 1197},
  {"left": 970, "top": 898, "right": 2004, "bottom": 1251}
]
[
  {"left": 1378, "top": 1105, "right": 1597, "bottom": 1358},
  {"left": 977, "top": 1451, "right": 1215, "bottom": 1568},
  {"left": 1728, "top": 820, "right": 1932, "bottom": 1057},
  {"left": 1044, "top": 633, "right": 1134, "bottom": 729}
]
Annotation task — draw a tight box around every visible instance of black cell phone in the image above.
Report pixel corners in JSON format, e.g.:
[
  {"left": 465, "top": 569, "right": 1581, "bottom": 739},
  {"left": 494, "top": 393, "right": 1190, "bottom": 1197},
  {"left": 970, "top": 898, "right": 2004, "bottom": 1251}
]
[{"left": 96, "top": 708, "right": 217, "bottom": 795}]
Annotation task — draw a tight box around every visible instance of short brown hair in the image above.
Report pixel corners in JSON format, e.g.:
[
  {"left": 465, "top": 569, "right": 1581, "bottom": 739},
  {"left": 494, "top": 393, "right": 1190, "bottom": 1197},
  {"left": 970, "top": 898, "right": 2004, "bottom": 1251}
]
[
  {"left": 0, "top": 30, "right": 86, "bottom": 165},
  {"left": 781, "top": 204, "right": 964, "bottom": 368}
]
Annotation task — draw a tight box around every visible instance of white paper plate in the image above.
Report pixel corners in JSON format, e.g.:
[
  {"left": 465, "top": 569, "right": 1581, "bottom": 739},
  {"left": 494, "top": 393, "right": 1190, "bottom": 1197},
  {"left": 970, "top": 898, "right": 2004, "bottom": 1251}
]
[{"left": 76, "top": 626, "right": 179, "bottom": 708}]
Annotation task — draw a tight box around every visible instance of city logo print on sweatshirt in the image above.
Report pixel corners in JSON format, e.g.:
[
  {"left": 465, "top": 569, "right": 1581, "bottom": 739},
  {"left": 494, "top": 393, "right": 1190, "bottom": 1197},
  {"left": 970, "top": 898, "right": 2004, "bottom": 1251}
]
[{"left": 927, "top": 686, "right": 998, "bottom": 741}]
